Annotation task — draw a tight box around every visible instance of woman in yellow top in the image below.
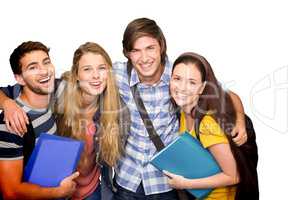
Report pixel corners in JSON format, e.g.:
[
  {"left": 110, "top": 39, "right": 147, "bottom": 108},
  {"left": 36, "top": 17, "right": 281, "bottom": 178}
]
[{"left": 164, "top": 52, "right": 253, "bottom": 200}]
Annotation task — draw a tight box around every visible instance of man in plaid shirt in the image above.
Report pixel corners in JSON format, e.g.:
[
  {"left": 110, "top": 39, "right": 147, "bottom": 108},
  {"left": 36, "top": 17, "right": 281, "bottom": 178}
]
[{"left": 112, "top": 18, "right": 180, "bottom": 200}]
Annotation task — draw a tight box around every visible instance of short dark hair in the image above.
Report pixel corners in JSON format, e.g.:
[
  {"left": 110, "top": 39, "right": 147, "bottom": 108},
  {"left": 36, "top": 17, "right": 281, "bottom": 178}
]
[
  {"left": 122, "top": 18, "right": 167, "bottom": 66},
  {"left": 9, "top": 41, "right": 50, "bottom": 75}
]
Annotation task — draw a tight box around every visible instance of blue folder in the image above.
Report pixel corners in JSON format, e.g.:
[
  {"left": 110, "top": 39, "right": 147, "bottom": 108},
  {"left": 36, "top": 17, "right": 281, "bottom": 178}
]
[
  {"left": 150, "top": 132, "right": 221, "bottom": 199},
  {"left": 24, "top": 133, "right": 84, "bottom": 187}
]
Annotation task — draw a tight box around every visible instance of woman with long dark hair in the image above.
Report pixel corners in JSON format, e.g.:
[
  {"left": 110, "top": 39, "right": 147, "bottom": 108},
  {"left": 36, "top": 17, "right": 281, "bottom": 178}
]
[{"left": 164, "top": 52, "right": 259, "bottom": 199}]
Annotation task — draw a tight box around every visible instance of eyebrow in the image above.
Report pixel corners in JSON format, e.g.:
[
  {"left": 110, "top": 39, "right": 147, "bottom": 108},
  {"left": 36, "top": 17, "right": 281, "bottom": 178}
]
[
  {"left": 188, "top": 78, "right": 198, "bottom": 82},
  {"left": 132, "top": 44, "right": 157, "bottom": 51},
  {"left": 80, "top": 63, "right": 106, "bottom": 68},
  {"left": 25, "top": 56, "right": 50, "bottom": 69},
  {"left": 25, "top": 62, "right": 38, "bottom": 69},
  {"left": 173, "top": 74, "right": 199, "bottom": 82},
  {"left": 146, "top": 44, "right": 156, "bottom": 48},
  {"left": 43, "top": 57, "right": 51, "bottom": 62}
]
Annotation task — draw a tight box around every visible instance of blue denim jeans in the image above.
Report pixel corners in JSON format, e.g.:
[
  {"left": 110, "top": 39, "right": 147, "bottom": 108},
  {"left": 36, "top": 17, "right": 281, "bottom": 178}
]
[{"left": 113, "top": 183, "right": 178, "bottom": 200}]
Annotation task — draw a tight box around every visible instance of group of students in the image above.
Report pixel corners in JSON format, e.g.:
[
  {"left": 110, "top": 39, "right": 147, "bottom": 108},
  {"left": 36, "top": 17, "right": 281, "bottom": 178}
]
[{"left": 0, "top": 18, "right": 258, "bottom": 200}]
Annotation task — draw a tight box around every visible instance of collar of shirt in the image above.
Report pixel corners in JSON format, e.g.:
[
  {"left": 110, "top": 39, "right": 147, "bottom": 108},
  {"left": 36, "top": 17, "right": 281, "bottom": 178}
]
[{"left": 16, "top": 96, "right": 48, "bottom": 114}]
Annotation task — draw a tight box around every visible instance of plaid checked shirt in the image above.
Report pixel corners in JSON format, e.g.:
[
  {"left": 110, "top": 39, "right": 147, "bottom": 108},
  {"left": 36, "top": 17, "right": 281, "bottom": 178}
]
[{"left": 112, "top": 59, "right": 179, "bottom": 195}]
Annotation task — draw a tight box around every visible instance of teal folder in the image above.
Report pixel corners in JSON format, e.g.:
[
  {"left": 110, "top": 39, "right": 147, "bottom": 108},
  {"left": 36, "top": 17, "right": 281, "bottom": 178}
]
[
  {"left": 24, "top": 133, "right": 84, "bottom": 187},
  {"left": 150, "top": 132, "right": 221, "bottom": 199}
]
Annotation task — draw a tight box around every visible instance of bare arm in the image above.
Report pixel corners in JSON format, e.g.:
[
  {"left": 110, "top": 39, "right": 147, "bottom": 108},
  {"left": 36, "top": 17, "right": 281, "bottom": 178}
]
[
  {"left": 0, "top": 90, "right": 28, "bottom": 135},
  {"left": 164, "top": 143, "right": 239, "bottom": 189},
  {"left": 228, "top": 90, "right": 245, "bottom": 125},
  {"left": 0, "top": 159, "right": 78, "bottom": 200},
  {"left": 0, "top": 89, "right": 13, "bottom": 110},
  {"left": 228, "top": 90, "right": 247, "bottom": 146}
]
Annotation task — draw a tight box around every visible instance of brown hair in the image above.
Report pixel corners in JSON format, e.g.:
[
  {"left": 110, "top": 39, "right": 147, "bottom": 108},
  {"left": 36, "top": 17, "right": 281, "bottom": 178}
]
[
  {"left": 172, "top": 52, "right": 237, "bottom": 133},
  {"left": 122, "top": 18, "right": 167, "bottom": 66},
  {"left": 172, "top": 52, "right": 258, "bottom": 199},
  {"left": 56, "top": 42, "right": 123, "bottom": 166},
  {"left": 9, "top": 41, "right": 50, "bottom": 75}
]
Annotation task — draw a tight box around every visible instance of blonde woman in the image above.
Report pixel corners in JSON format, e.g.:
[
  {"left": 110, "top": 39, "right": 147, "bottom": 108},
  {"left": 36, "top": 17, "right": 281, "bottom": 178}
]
[{"left": 55, "top": 42, "right": 129, "bottom": 200}]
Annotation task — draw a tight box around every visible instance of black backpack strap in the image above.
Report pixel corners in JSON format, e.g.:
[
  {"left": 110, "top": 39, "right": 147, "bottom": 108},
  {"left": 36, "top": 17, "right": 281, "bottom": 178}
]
[
  {"left": 127, "top": 63, "right": 165, "bottom": 151},
  {"left": 194, "top": 110, "right": 205, "bottom": 141}
]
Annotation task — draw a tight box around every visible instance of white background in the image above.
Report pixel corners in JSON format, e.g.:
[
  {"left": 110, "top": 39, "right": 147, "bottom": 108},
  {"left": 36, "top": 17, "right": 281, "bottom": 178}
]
[{"left": 0, "top": 0, "right": 298, "bottom": 199}]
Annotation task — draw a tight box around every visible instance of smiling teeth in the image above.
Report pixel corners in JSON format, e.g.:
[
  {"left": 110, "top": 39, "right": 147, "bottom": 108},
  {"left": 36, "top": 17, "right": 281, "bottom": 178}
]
[
  {"left": 39, "top": 76, "right": 50, "bottom": 83},
  {"left": 141, "top": 63, "right": 152, "bottom": 68},
  {"left": 90, "top": 82, "right": 101, "bottom": 86},
  {"left": 176, "top": 92, "right": 188, "bottom": 97}
]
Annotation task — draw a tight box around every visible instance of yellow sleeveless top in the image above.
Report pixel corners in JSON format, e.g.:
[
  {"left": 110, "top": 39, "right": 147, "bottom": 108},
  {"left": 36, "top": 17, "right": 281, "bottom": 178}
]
[{"left": 179, "top": 112, "right": 236, "bottom": 200}]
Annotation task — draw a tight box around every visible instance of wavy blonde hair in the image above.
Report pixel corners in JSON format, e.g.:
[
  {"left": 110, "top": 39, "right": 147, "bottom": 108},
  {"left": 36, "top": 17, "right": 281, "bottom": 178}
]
[{"left": 55, "top": 42, "right": 122, "bottom": 166}]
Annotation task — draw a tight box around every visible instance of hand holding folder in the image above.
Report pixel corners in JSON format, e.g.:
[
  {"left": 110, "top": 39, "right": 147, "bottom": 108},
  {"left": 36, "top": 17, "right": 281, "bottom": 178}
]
[
  {"left": 24, "top": 133, "right": 84, "bottom": 187},
  {"left": 150, "top": 132, "right": 221, "bottom": 199}
]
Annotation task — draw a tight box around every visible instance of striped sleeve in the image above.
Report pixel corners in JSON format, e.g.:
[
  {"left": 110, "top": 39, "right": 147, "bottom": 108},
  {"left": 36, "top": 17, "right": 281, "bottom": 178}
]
[
  {"left": 0, "top": 84, "right": 22, "bottom": 99},
  {"left": 0, "top": 118, "right": 24, "bottom": 160}
]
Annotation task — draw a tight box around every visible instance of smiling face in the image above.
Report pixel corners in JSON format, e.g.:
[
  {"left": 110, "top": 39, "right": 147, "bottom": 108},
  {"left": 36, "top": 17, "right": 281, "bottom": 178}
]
[
  {"left": 16, "top": 50, "right": 55, "bottom": 95},
  {"left": 128, "top": 36, "right": 163, "bottom": 85},
  {"left": 170, "top": 63, "right": 205, "bottom": 108},
  {"left": 77, "top": 52, "right": 108, "bottom": 98}
]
